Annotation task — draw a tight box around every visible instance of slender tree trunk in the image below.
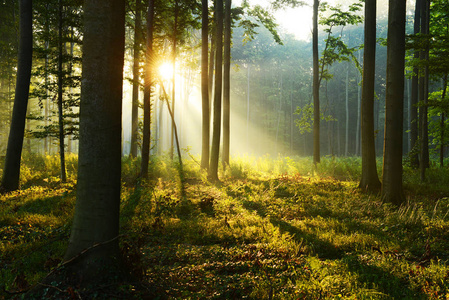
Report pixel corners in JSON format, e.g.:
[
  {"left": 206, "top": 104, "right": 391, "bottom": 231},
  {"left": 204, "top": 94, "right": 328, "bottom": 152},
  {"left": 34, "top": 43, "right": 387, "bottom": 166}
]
[
  {"left": 208, "top": 37, "right": 215, "bottom": 108},
  {"left": 57, "top": 0, "right": 67, "bottom": 182},
  {"left": 246, "top": 64, "right": 250, "bottom": 153},
  {"left": 345, "top": 63, "right": 349, "bottom": 156},
  {"left": 355, "top": 51, "right": 361, "bottom": 156},
  {"left": 419, "top": 0, "right": 430, "bottom": 181},
  {"left": 409, "top": 0, "right": 421, "bottom": 168},
  {"left": 382, "top": 0, "right": 406, "bottom": 205},
  {"left": 440, "top": 75, "right": 447, "bottom": 167},
  {"left": 1, "top": 0, "right": 33, "bottom": 193},
  {"left": 130, "top": 0, "right": 141, "bottom": 158},
  {"left": 200, "top": 0, "right": 210, "bottom": 169},
  {"left": 222, "top": 0, "right": 231, "bottom": 168},
  {"left": 208, "top": 0, "right": 223, "bottom": 181},
  {"left": 359, "top": 0, "right": 381, "bottom": 193},
  {"left": 140, "top": 0, "right": 154, "bottom": 178},
  {"left": 63, "top": 0, "right": 125, "bottom": 280},
  {"left": 312, "top": 0, "right": 320, "bottom": 165},
  {"left": 170, "top": 1, "right": 179, "bottom": 161}
]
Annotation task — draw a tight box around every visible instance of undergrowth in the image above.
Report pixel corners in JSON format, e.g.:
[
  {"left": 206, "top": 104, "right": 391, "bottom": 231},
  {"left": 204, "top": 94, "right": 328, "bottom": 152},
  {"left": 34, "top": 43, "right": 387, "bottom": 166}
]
[{"left": 1, "top": 154, "right": 448, "bottom": 299}]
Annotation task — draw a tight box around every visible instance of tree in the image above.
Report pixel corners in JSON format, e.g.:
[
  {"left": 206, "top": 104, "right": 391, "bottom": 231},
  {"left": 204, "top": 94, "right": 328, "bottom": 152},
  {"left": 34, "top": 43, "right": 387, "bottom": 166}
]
[
  {"left": 209, "top": 0, "right": 223, "bottom": 181},
  {"left": 312, "top": 0, "right": 320, "bottom": 165},
  {"left": 359, "top": 0, "right": 381, "bottom": 193},
  {"left": 381, "top": 0, "right": 406, "bottom": 205},
  {"left": 200, "top": 0, "right": 210, "bottom": 170},
  {"left": 63, "top": 0, "right": 126, "bottom": 281},
  {"left": 57, "top": 0, "right": 66, "bottom": 182},
  {"left": 222, "top": 0, "right": 231, "bottom": 168},
  {"left": 1, "top": 0, "right": 33, "bottom": 193},
  {"left": 140, "top": 0, "right": 154, "bottom": 178},
  {"left": 130, "top": 0, "right": 142, "bottom": 158}
]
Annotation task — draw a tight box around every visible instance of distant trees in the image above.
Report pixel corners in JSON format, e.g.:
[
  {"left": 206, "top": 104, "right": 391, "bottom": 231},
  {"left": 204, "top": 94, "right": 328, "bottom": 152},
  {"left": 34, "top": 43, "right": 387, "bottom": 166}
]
[{"left": 1, "top": 0, "right": 33, "bottom": 193}]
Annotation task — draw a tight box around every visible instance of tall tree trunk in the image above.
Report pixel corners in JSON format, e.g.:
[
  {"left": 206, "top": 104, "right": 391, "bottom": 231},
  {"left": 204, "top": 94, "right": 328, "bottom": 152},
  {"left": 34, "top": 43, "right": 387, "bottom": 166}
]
[
  {"left": 57, "top": 0, "right": 67, "bottom": 182},
  {"left": 246, "top": 64, "right": 250, "bottom": 153},
  {"left": 355, "top": 51, "right": 361, "bottom": 156},
  {"left": 63, "top": 0, "right": 125, "bottom": 280},
  {"left": 419, "top": 0, "right": 430, "bottom": 181},
  {"left": 345, "top": 63, "right": 349, "bottom": 156},
  {"left": 140, "top": 0, "right": 154, "bottom": 178},
  {"left": 170, "top": 1, "right": 179, "bottom": 161},
  {"left": 312, "top": 0, "right": 320, "bottom": 165},
  {"left": 208, "top": 0, "right": 223, "bottom": 181},
  {"left": 130, "top": 0, "right": 141, "bottom": 158},
  {"left": 409, "top": 0, "right": 421, "bottom": 168},
  {"left": 222, "top": 0, "right": 231, "bottom": 167},
  {"left": 382, "top": 0, "right": 406, "bottom": 205},
  {"left": 1, "top": 0, "right": 33, "bottom": 193},
  {"left": 440, "top": 75, "right": 447, "bottom": 167},
  {"left": 359, "top": 0, "right": 381, "bottom": 193},
  {"left": 200, "top": 0, "right": 210, "bottom": 169}
]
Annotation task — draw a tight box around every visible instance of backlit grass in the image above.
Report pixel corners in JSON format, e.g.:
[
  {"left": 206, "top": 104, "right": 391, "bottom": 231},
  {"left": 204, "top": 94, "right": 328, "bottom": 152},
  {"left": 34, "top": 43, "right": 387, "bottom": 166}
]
[{"left": 1, "top": 154, "right": 448, "bottom": 299}]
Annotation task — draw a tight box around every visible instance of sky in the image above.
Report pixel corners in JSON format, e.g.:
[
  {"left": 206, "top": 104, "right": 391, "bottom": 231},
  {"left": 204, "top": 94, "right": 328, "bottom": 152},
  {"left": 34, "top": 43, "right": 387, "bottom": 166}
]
[{"left": 235, "top": 0, "right": 410, "bottom": 41}]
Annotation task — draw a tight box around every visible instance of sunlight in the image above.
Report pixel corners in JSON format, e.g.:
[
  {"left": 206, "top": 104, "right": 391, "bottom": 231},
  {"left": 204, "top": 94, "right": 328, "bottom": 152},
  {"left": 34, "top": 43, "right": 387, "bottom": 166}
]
[{"left": 159, "top": 62, "right": 174, "bottom": 81}]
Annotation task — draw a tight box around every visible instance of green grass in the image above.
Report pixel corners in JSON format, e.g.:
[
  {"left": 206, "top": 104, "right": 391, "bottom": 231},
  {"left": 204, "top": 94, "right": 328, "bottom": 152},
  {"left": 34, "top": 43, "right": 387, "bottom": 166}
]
[{"left": 1, "top": 154, "right": 449, "bottom": 299}]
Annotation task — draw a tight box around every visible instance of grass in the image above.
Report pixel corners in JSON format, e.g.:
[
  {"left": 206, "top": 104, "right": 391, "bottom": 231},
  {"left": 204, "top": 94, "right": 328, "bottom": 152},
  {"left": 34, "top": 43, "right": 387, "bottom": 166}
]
[{"left": 1, "top": 153, "right": 449, "bottom": 299}]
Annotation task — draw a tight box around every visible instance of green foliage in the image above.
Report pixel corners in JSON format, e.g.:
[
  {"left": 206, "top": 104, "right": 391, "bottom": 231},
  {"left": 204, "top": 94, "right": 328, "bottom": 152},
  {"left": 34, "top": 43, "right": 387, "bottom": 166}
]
[{"left": 1, "top": 155, "right": 449, "bottom": 299}]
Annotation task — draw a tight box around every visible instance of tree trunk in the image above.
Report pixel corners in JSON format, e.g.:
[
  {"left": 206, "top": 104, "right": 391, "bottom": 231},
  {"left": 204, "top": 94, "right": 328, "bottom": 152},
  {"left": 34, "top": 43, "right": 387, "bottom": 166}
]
[
  {"left": 63, "top": 0, "right": 125, "bottom": 281},
  {"left": 419, "top": 0, "right": 430, "bottom": 181},
  {"left": 355, "top": 51, "right": 361, "bottom": 156},
  {"left": 440, "top": 75, "right": 447, "bottom": 167},
  {"left": 1, "top": 0, "right": 33, "bottom": 193},
  {"left": 381, "top": 0, "right": 406, "bottom": 205},
  {"left": 57, "top": 0, "right": 67, "bottom": 182},
  {"left": 409, "top": 0, "right": 421, "bottom": 168},
  {"left": 345, "top": 63, "right": 349, "bottom": 156},
  {"left": 312, "top": 0, "right": 320, "bottom": 165},
  {"left": 222, "top": 0, "right": 231, "bottom": 168},
  {"left": 359, "top": 0, "right": 381, "bottom": 193},
  {"left": 130, "top": 0, "right": 141, "bottom": 158},
  {"left": 140, "top": 0, "right": 154, "bottom": 178},
  {"left": 170, "top": 1, "right": 179, "bottom": 161},
  {"left": 200, "top": 0, "right": 210, "bottom": 169},
  {"left": 208, "top": 0, "right": 223, "bottom": 181}
]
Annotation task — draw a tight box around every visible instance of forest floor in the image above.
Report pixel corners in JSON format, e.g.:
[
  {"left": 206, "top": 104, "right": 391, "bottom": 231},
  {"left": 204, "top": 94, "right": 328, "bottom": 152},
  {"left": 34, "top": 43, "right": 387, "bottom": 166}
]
[{"left": 1, "top": 153, "right": 449, "bottom": 299}]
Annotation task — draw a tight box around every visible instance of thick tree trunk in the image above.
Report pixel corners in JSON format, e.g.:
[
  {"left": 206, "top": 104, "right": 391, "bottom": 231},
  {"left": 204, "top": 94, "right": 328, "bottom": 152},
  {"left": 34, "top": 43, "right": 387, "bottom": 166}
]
[
  {"left": 222, "top": 0, "right": 231, "bottom": 168},
  {"left": 382, "top": 0, "right": 406, "bottom": 205},
  {"left": 208, "top": 0, "right": 223, "bottom": 181},
  {"left": 200, "top": 0, "right": 210, "bottom": 169},
  {"left": 57, "top": 0, "right": 67, "bottom": 182},
  {"left": 359, "top": 0, "right": 381, "bottom": 193},
  {"left": 312, "top": 0, "right": 320, "bottom": 165},
  {"left": 130, "top": 0, "right": 141, "bottom": 158},
  {"left": 140, "top": 0, "right": 154, "bottom": 178},
  {"left": 63, "top": 0, "right": 125, "bottom": 280},
  {"left": 1, "top": 0, "right": 33, "bottom": 193}
]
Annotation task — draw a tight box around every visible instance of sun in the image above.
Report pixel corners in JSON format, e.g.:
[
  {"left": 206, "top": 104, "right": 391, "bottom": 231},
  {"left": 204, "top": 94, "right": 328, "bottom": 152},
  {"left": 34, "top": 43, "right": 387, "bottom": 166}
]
[{"left": 158, "top": 62, "right": 174, "bottom": 81}]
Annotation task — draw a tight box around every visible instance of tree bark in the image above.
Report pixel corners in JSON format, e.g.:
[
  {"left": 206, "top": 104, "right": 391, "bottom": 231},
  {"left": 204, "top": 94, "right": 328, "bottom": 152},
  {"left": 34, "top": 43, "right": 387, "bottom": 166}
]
[
  {"left": 409, "top": 0, "right": 421, "bottom": 168},
  {"left": 57, "top": 0, "right": 67, "bottom": 182},
  {"left": 130, "top": 0, "right": 142, "bottom": 158},
  {"left": 419, "top": 0, "right": 430, "bottom": 181},
  {"left": 63, "top": 0, "right": 125, "bottom": 280},
  {"left": 140, "top": 0, "right": 154, "bottom": 178},
  {"left": 1, "top": 0, "right": 33, "bottom": 193},
  {"left": 222, "top": 0, "right": 231, "bottom": 168},
  {"left": 381, "top": 0, "right": 406, "bottom": 205},
  {"left": 208, "top": 0, "right": 223, "bottom": 181},
  {"left": 359, "top": 0, "right": 381, "bottom": 193},
  {"left": 312, "top": 0, "right": 320, "bottom": 165},
  {"left": 200, "top": 0, "right": 210, "bottom": 169}
]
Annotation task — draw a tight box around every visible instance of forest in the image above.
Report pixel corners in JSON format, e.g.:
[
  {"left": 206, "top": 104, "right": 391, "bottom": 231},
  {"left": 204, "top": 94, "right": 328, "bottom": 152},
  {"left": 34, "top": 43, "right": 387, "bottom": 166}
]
[{"left": 0, "top": 0, "right": 448, "bottom": 298}]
